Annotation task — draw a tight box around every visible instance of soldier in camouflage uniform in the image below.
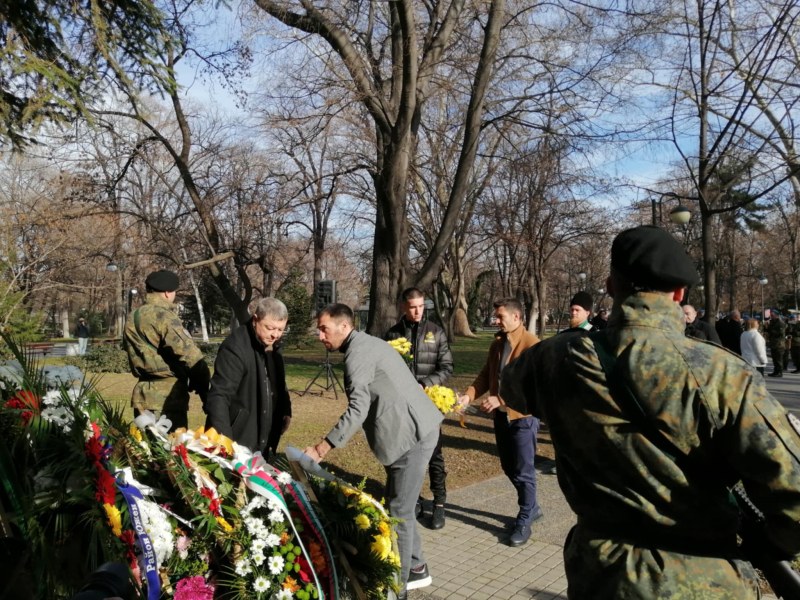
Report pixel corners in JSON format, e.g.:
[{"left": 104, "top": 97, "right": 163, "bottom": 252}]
[
  {"left": 501, "top": 226, "right": 800, "bottom": 599},
  {"left": 767, "top": 311, "right": 788, "bottom": 377},
  {"left": 123, "top": 270, "right": 210, "bottom": 431}
]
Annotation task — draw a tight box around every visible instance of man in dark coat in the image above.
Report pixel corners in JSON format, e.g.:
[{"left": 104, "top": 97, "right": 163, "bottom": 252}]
[
  {"left": 715, "top": 309, "right": 744, "bottom": 355},
  {"left": 683, "top": 304, "right": 721, "bottom": 344},
  {"left": 767, "top": 310, "right": 788, "bottom": 378},
  {"left": 204, "top": 297, "right": 292, "bottom": 457},
  {"left": 385, "top": 287, "right": 453, "bottom": 529}
]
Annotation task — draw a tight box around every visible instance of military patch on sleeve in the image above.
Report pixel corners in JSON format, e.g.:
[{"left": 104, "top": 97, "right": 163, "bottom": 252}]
[{"left": 788, "top": 412, "right": 800, "bottom": 437}]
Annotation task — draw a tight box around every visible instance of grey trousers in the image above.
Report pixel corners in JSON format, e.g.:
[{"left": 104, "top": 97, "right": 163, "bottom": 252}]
[{"left": 384, "top": 428, "right": 439, "bottom": 587}]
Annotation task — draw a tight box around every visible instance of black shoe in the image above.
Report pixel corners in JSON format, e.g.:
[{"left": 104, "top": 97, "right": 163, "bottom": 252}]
[
  {"left": 769, "top": 372, "right": 783, "bottom": 377},
  {"left": 407, "top": 564, "right": 432, "bottom": 590},
  {"left": 430, "top": 505, "right": 445, "bottom": 530},
  {"left": 792, "top": 370, "right": 800, "bottom": 374},
  {"left": 414, "top": 500, "right": 423, "bottom": 519},
  {"left": 530, "top": 507, "right": 544, "bottom": 523},
  {"left": 508, "top": 523, "right": 532, "bottom": 547}
]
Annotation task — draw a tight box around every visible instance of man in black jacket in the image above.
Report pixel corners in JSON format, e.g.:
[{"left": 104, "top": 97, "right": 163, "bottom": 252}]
[
  {"left": 385, "top": 287, "right": 453, "bottom": 529},
  {"left": 683, "top": 304, "right": 721, "bottom": 344},
  {"left": 205, "top": 297, "right": 292, "bottom": 457}
]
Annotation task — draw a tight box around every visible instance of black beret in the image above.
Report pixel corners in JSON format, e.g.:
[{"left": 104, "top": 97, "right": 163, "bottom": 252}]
[
  {"left": 570, "top": 291, "right": 593, "bottom": 311},
  {"left": 145, "top": 269, "right": 180, "bottom": 292},
  {"left": 611, "top": 226, "right": 698, "bottom": 290}
]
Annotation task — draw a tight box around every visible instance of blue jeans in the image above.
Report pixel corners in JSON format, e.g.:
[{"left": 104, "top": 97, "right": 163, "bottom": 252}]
[{"left": 494, "top": 412, "right": 540, "bottom": 525}]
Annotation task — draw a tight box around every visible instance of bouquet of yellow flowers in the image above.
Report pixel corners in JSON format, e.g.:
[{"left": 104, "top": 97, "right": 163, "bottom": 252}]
[
  {"left": 387, "top": 337, "right": 413, "bottom": 367},
  {"left": 424, "top": 385, "right": 459, "bottom": 414}
]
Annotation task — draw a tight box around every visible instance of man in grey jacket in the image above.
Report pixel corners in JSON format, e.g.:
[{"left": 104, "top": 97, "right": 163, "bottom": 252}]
[
  {"left": 304, "top": 304, "right": 443, "bottom": 600},
  {"left": 385, "top": 287, "right": 453, "bottom": 529}
]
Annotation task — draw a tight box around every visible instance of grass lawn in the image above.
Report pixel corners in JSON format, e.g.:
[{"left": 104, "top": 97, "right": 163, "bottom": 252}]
[{"left": 63, "top": 331, "right": 554, "bottom": 499}]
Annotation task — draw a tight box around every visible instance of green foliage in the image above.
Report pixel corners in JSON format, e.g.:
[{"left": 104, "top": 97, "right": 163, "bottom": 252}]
[
  {"left": 277, "top": 270, "right": 314, "bottom": 347},
  {"left": 197, "top": 342, "right": 220, "bottom": 364},
  {"left": 65, "top": 342, "right": 129, "bottom": 373},
  {"left": 0, "top": 0, "right": 177, "bottom": 146}
]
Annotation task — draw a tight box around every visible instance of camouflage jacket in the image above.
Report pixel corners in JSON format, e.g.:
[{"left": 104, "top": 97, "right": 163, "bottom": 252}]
[
  {"left": 123, "top": 293, "right": 207, "bottom": 386},
  {"left": 787, "top": 322, "right": 800, "bottom": 348},
  {"left": 502, "top": 292, "right": 800, "bottom": 598},
  {"left": 767, "top": 317, "right": 787, "bottom": 345}
]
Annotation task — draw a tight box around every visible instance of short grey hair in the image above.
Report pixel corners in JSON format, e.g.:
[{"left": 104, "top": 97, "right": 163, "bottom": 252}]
[{"left": 250, "top": 297, "right": 288, "bottom": 321}]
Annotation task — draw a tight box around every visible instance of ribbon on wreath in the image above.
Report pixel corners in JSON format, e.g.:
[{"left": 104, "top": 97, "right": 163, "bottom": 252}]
[
  {"left": 233, "top": 453, "right": 338, "bottom": 600},
  {"left": 116, "top": 479, "right": 161, "bottom": 600}
]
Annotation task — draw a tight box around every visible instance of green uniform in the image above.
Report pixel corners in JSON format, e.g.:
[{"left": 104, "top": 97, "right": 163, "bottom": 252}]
[
  {"left": 767, "top": 316, "right": 787, "bottom": 375},
  {"left": 123, "top": 292, "right": 210, "bottom": 430},
  {"left": 502, "top": 292, "right": 800, "bottom": 599}
]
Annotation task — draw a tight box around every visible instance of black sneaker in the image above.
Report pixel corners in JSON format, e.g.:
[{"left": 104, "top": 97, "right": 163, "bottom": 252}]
[
  {"left": 508, "top": 523, "right": 532, "bottom": 547},
  {"left": 407, "top": 563, "right": 432, "bottom": 590}
]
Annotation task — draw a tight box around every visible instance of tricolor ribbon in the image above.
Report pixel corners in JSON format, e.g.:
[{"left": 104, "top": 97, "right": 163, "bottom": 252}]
[{"left": 233, "top": 454, "right": 338, "bottom": 600}]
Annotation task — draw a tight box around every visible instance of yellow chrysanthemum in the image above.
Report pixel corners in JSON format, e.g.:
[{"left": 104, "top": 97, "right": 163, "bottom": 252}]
[
  {"left": 387, "top": 338, "right": 412, "bottom": 356},
  {"left": 424, "top": 385, "right": 457, "bottom": 414},
  {"left": 216, "top": 516, "right": 234, "bottom": 532},
  {"left": 370, "top": 534, "right": 392, "bottom": 561},
  {"left": 129, "top": 423, "right": 143, "bottom": 443},
  {"left": 354, "top": 514, "right": 371, "bottom": 530},
  {"left": 283, "top": 575, "right": 300, "bottom": 592},
  {"left": 377, "top": 521, "right": 391, "bottom": 537},
  {"left": 389, "top": 551, "right": 401, "bottom": 566},
  {"left": 104, "top": 503, "right": 122, "bottom": 536}
]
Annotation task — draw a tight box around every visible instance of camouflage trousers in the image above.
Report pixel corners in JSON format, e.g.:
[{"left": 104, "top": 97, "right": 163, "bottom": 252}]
[
  {"left": 131, "top": 377, "right": 190, "bottom": 431},
  {"left": 564, "top": 525, "right": 761, "bottom": 599}
]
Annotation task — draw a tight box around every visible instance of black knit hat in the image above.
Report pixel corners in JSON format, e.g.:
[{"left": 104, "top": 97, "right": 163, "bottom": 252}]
[
  {"left": 570, "top": 291, "right": 593, "bottom": 311},
  {"left": 611, "top": 226, "right": 698, "bottom": 290},
  {"left": 145, "top": 269, "right": 180, "bottom": 292}
]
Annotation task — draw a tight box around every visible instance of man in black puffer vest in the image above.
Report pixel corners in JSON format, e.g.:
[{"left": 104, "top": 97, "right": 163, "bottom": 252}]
[{"left": 385, "top": 287, "right": 453, "bottom": 530}]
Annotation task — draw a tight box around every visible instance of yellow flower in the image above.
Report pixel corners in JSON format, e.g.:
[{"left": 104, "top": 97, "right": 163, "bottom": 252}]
[
  {"left": 104, "top": 503, "right": 122, "bottom": 536},
  {"left": 354, "top": 514, "right": 371, "bottom": 530},
  {"left": 389, "top": 551, "right": 401, "bottom": 566},
  {"left": 283, "top": 575, "right": 300, "bottom": 592},
  {"left": 129, "top": 424, "right": 143, "bottom": 443},
  {"left": 387, "top": 338, "right": 412, "bottom": 356},
  {"left": 377, "top": 521, "right": 390, "bottom": 537},
  {"left": 424, "top": 385, "right": 457, "bottom": 414},
  {"left": 370, "top": 534, "right": 392, "bottom": 561},
  {"left": 216, "top": 516, "right": 233, "bottom": 532}
]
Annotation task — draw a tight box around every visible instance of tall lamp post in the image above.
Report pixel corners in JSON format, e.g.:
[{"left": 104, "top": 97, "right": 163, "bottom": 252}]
[
  {"left": 577, "top": 271, "right": 587, "bottom": 288},
  {"left": 759, "top": 275, "right": 768, "bottom": 322}
]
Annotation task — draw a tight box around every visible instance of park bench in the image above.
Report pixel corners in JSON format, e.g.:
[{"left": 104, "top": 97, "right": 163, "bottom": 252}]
[{"left": 24, "top": 342, "right": 55, "bottom": 357}]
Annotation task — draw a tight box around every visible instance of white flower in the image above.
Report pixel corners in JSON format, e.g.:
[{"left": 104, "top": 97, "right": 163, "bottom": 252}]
[
  {"left": 138, "top": 499, "right": 174, "bottom": 565},
  {"left": 41, "top": 406, "right": 74, "bottom": 430},
  {"left": 276, "top": 472, "right": 292, "bottom": 485},
  {"left": 42, "top": 390, "right": 61, "bottom": 406},
  {"left": 275, "top": 589, "right": 293, "bottom": 599},
  {"left": 251, "top": 550, "right": 266, "bottom": 566},
  {"left": 267, "top": 499, "right": 282, "bottom": 512},
  {"left": 264, "top": 533, "right": 281, "bottom": 548},
  {"left": 251, "top": 539, "right": 266, "bottom": 554},
  {"left": 268, "top": 554, "right": 285, "bottom": 575},
  {"left": 253, "top": 576, "right": 270, "bottom": 593},
  {"left": 234, "top": 559, "right": 252, "bottom": 576},
  {"left": 268, "top": 509, "right": 284, "bottom": 523}
]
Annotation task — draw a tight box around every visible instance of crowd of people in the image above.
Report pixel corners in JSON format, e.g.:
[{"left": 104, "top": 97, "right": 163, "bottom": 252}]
[{"left": 120, "top": 222, "right": 800, "bottom": 599}]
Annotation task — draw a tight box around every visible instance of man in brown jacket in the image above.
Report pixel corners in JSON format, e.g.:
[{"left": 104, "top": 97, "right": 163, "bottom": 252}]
[{"left": 459, "top": 298, "right": 541, "bottom": 547}]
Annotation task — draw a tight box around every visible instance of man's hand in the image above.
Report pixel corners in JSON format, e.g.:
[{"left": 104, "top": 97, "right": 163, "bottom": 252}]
[
  {"left": 303, "top": 439, "right": 332, "bottom": 463},
  {"left": 281, "top": 415, "right": 292, "bottom": 434},
  {"left": 480, "top": 395, "right": 502, "bottom": 413}
]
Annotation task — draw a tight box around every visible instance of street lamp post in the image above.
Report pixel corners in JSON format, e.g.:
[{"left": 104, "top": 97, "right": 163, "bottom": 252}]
[
  {"left": 651, "top": 196, "right": 692, "bottom": 226},
  {"left": 759, "top": 275, "right": 768, "bottom": 322}
]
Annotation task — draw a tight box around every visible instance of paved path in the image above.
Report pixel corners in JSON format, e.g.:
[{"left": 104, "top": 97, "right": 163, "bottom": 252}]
[{"left": 406, "top": 371, "right": 796, "bottom": 600}]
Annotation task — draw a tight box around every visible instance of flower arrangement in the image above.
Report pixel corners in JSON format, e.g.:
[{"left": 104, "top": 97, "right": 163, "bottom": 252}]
[
  {"left": 0, "top": 334, "right": 399, "bottom": 600},
  {"left": 308, "top": 478, "right": 401, "bottom": 600},
  {"left": 424, "top": 385, "right": 459, "bottom": 414}
]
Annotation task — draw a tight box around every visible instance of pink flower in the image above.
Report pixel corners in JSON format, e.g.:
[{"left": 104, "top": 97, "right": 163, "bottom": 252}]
[
  {"left": 174, "top": 576, "right": 214, "bottom": 600},
  {"left": 176, "top": 535, "right": 192, "bottom": 559}
]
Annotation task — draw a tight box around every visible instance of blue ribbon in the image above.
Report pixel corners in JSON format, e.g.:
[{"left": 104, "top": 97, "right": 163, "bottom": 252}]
[{"left": 117, "top": 481, "right": 160, "bottom": 600}]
